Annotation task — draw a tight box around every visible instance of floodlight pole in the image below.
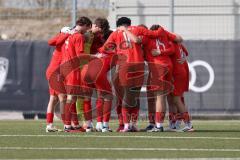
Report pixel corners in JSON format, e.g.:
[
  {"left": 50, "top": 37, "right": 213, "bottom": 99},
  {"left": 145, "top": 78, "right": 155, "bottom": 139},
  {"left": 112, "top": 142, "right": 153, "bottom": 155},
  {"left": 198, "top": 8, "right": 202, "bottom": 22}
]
[
  {"left": 72, "top": 0, "right": 77, "bottom": 27},
  {"left": 169, "top": 0, "right": 174, "bottom": 32}
]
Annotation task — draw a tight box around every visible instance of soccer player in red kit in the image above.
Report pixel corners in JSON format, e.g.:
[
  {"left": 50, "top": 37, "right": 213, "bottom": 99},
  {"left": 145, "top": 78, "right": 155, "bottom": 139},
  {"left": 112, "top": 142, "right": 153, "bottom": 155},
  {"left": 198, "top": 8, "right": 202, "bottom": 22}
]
[
  {"left": 168, "top": 43, "right": 194, "bottom": 132},
  {"left": 81, "top": 18, "right": 114, "bottom": 132},
  {"left": 61, "top": 17, "right": 92, "bottom": 132},
  {"left": 103, "top": 17, "right": 167, "bottom": 132},
  {"left": 141, "top": 24, "right": 183, "bottom": 132},
  {"left": 45, "top": 27, "right": 71, "bottom": 132}
]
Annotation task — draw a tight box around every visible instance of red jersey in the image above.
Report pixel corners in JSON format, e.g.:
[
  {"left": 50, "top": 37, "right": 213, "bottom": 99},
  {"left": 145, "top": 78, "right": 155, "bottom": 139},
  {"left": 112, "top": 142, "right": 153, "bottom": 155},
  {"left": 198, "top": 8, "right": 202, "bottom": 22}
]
[
  {"left": 171, "top": 43, "right": 189, "bottom": 95},
  {"left": 61, "top": 32, "right": 85, "bottom": 88},
  {"left": 90, "top": 32, "right": 104, "bottom": 55},
  {"left": 171, "top": 43, "right": 189, "bottom": 75},
  {"left": 62, "top": 32, "right": 85, "bottom": 63},
  {"left": 141, "top": 28, "right": 177, "bottom": 85},
  {"left": 142, "top": 36, "right": 175, "bottom": 63},
  {"left": 46, "top": 33, "right": 69, "bottom": 79},
  {"left": 103, "top": 26, "right": 166, "bottom": 63}
]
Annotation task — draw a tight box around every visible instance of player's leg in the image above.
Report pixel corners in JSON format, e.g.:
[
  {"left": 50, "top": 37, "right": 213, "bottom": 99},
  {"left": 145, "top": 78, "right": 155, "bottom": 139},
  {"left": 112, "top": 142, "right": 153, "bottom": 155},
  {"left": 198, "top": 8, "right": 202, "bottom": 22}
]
[
  {"left": 172, "top": 69, "right": 193, "bottom": 132},
  {"left": 167, "top": 95, "right": 177, "bottom": 130},
  {"left": 113, "top": 73, "right": 124, "bottom": 132},
  {"left": 125, "top": 63, "right": 144, "bottom": 132},
  {"left": 58, "top": 93, "right": 66, "bottom": 128},
  {"left": 151, "top": 94, "right": 166, "bottom": 132},
  {"left": 64, "top": 94, "right": 85, "bottom": 132},
  {"left": 172, "top": 95, "right": 193, "bottom": 132},
  {"left": 80, "top": 65, "right": 94, "bottom": 132},
  {"left": 102, "top": 98, "right": 113, "bottom": 132},
  {"left": 46, "top": 94, "right": 59, "bottom": 132},
  {"left": 64, "top": 94, "right": 73, "bottom": 131},
  {"left": 95, "top": 97, "right": 104, "bottom": 131},
  {"left": 83, "top": 97, "right": 93, "bottom": 132},
  {"left": 145, "top": 72, "right": 156, "bottom": 131},
  {"left": 147, "top": 63, "right": 170, "bottom": 132},
  {"left": 95, "top": 60, "right": 113, "bottom": 132}
]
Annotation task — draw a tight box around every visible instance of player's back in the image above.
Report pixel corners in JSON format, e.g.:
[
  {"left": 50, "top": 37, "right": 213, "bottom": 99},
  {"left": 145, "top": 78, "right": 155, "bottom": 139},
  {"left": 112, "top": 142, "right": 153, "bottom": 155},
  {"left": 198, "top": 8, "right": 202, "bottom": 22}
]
[{"left": 113, "top": 26, "right": 145, "bottom": 63}]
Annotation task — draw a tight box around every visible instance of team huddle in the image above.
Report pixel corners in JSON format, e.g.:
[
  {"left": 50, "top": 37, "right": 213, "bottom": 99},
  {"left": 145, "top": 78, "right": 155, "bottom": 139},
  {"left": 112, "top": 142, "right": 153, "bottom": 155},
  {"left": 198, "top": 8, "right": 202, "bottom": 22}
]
[{"left": 45, "top": 16, "right": 194, "bottom": 133}]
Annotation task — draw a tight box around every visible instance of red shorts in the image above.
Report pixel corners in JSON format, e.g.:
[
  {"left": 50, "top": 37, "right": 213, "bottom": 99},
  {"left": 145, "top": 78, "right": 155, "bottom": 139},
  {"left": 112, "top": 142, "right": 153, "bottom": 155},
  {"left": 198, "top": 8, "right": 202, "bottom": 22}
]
[
  {"left": 147, "top": 61, "right": 173, "bottom": 94},
  {"left": 172, "top": 70, "right": 189, "bottom": 96},
  {"left": 64, "top": 69, "right": 81, "bottom": 95},
  {"left": 95, "top": 57, "right": 112, "bottom": 94},
  {"left": 46, "top": 68, "right": 62, "bottom": 95},
  {"left": 118, "top": 62, "right": 145, "bottom": 87},
  {"left": 48, "top": 87, "right": 59, "bottom": 96},
  {"left": 80, "top": 65, "right": 95, "bottom": 96},
  {"left": 81, "top": 57, "right": 112, "bottom": 96}
]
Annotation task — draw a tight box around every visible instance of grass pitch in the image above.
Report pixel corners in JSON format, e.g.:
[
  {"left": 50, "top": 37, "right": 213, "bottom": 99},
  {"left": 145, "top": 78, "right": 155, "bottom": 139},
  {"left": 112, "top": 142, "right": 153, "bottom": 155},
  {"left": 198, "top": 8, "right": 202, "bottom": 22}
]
[{"left": 0, "top": 120, "right": 240, "bottom": 159}]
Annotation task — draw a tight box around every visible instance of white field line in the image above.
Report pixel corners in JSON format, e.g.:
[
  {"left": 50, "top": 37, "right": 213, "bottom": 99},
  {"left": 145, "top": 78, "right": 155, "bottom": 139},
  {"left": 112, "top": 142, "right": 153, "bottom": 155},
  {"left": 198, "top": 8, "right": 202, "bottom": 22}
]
[
  {"left": 0, "top": 135, "right": 240, "bottom": 140},
  {"left": 0, "top": 147, "right": 240, "bottom": 152}
]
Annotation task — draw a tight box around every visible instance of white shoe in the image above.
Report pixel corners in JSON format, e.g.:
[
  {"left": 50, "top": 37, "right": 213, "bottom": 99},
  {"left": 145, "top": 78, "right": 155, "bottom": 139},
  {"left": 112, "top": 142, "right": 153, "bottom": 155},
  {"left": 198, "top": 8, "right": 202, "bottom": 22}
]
[
  {"left": 86, "top": 127, "right": 94, "bottom": 132},
  {"left": 177, "top": 126, "right": 194, "bottom": 132},
  {"left": 46, "top": 125, "right": 60, "bottom": 132},
  {"left": 182, "top": 122, "right": 194, "bottom": 132},
  {"left": 85, "top": 121, "right": 94, "bottom": 132},
  {"left": 147, "top": 126, "right": 164, "bottom": 132},
  {"left": 120, "top": 128, "right": 131, "bottom": 132},
  {"left": 96, "top": 122, "right": 103, "bottom": 132},
  {"left": 102, "top": 127, "right": 112, "bottom": 132}
]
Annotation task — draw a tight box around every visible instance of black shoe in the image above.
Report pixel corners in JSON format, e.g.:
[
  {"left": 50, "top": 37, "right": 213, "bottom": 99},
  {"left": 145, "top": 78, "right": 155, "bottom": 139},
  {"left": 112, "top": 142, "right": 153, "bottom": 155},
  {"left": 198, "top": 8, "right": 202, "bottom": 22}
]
[
  {"left": 148, "top": 126, "right": 164, "bottom": 132},
  {"left": 145, "top": 124, "right": 155, "bottom": 131}
]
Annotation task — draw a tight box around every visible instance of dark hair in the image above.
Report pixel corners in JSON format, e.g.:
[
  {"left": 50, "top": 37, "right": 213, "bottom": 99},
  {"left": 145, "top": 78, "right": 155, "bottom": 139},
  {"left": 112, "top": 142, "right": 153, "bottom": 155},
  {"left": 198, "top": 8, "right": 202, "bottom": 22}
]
[
  {"left": 95, "top": 18, "right": 112, "bottom": 42},
  {"left": 116, "top": 17, "right": 131, "bottom": 27},
  {"left": 138, "top": 24, "right": 148, "bottom": 29},
  {"left": 76, "top": 16, "right": 92, "bottom": 27},
  {"left": 150, "top": 24, "right": 160, "bottom": 31}
]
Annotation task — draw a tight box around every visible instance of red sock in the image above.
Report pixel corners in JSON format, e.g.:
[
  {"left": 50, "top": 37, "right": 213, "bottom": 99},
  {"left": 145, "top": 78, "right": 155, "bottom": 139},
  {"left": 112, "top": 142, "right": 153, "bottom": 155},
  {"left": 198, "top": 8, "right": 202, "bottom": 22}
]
[
  {"left": 122, "top": 107, "right": 131, "bottom": 124},
  {"left": 46, "top": 113, "right": 54, "bottom": 124},
  {"left": 183, "top": 112, "right": 190, "bottom": 123},
  {"left": 103, "top": 100, "right": 112, "bottom": 122},
  {"left": 71, "top": 103, "right": 79, "bottom": 126},
  {"left": 130, "top": 107, "right": 139, "bottom": 124},
  {"left": 64, "top": 103, "right": 71, "bottom": 125},
  {"left": 96, "top": 99, "right": 103, "bottom": 122},
  {"left": 176, "top": 113, "right": 183, "bottom": 122},
  {"left": 116, "top": 102, "right": 123, "bottom": 126},
  {"left": 168, "top": 112, "right": 176, "bottom": 124},
  {"left": 83, "top": 100, "right": 92, "bottom": 121},
  {"left": 155, "top": 112, "right": 165, "bottom": 123}
]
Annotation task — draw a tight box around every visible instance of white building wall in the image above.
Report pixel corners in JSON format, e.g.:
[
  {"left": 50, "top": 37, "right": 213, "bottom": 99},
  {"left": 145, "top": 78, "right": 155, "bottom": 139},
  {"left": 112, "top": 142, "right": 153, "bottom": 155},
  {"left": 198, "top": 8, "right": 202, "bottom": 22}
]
[{"left": 108, "top": 0, "right": 240, "bottom": 40}]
